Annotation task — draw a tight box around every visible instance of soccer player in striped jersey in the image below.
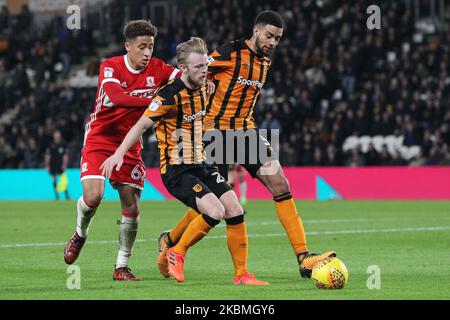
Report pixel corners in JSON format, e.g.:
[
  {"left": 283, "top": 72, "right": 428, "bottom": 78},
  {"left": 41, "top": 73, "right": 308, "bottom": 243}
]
[
  {"left": 158, "top": 11, "right": 336, "bottom": 280},
  {"left": 101, "top": 37, "right": 268, "bottom": 285}
]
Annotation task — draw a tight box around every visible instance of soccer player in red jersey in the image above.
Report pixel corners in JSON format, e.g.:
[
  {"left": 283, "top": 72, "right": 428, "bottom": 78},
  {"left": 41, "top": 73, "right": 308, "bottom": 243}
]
[{"left": 63, "top": 20, "right": 181, "bottom": 281}]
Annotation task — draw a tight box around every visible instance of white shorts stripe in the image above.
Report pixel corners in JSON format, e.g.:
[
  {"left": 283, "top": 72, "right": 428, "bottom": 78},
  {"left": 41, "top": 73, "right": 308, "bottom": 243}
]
[
  {"left": 81, "top": 175, "right": 106, "bottom": 182},
  {"left": 110, "top": 181, "right": 144, "bottom": 191}
]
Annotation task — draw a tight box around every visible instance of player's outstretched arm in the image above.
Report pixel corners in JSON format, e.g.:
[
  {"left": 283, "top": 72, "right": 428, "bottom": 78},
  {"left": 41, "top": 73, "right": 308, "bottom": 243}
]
[{"left": 100, "top": 115, "right": 154, "bottom": 178}]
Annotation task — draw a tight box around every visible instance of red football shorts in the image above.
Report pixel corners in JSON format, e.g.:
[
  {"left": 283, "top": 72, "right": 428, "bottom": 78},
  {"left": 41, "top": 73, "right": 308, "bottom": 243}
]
[{"left": 80, "top": 145, "right": 145, "bottom": 190}]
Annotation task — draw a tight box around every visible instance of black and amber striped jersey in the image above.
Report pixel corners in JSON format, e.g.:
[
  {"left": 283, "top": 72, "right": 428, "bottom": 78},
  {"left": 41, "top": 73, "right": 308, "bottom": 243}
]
[
  {"left": 204, "top": 38, "right": 271, "bottom": 131},
  {"left": 143, "top": 78, "right": 207, "bottom": 174}
]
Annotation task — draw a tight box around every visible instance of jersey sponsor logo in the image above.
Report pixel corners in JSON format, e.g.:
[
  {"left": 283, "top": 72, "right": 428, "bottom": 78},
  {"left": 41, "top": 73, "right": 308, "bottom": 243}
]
[
  {"left": 193, "top": 183, "right": 203, "bottom": 193},
  {"left": 237, "top": 75, "right": 263, "bottom": 89},
  {"left": 183, "top": 110, "right": 206, "bottom": 122},
  {"left": 211, "top": 172, "right": 225, "bottom": 184},
  {"left": 104, "top": 67, "right": 114, "bottom": 78},
  {"left": 149, "top": 99, "right": 162, "bottom": 111},
  {"left": 126, "top": 89, "right": 155, "bottom": 98},
  {"left": 146, "top": 76, "right": 155, "bottom": 87}
]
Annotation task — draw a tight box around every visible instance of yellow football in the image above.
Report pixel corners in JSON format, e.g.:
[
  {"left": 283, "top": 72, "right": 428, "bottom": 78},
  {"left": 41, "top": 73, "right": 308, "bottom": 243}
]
[{"left": 311, "top": 257, "right": 349, "bottom": 289}]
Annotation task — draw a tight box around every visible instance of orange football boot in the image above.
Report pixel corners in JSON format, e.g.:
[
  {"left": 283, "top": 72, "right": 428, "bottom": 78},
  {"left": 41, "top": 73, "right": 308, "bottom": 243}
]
[
  {"left": 298, "top": 251, "right": 337, "bottom": 279},
  {"left": 157, "top": 232, "right": 171, "bottom": 278},
  {"left": 166, "top": 247, "right": 185, "bottom": 283},
  {"left": 233, "top": 272, "right": 269, "bottom": 286}
]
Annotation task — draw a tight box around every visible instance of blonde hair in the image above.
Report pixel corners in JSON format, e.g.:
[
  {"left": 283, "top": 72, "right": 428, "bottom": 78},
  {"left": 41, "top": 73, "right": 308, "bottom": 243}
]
[{"left": 176, "top": 37, "right": 208, "bottom": 66}]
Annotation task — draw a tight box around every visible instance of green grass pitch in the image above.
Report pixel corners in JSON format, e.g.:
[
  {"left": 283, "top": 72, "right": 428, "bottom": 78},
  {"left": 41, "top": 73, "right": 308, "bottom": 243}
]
[{"left": 1, "top": 200, "right": 449, "bottom": 300}]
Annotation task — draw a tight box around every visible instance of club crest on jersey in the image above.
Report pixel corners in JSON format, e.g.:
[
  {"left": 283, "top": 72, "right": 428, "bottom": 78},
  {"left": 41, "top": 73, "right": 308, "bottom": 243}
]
[
  {"left": 149, "top": 99, "right": 162, "bottom": 111},
  {"left": 146, "top": 76, "right": 155, "bottom": 87},
  {"left": 193, "top": 184, "right": 203, "bottom": 193},
  {"left": 104, "top": 67, "right": 114, "bottom": 78}
]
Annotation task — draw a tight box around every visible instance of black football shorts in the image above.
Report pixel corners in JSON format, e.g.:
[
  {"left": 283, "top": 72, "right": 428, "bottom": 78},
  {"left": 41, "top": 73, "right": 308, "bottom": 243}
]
[{"left": 161, "top": 164, "right": 231, "bottom": 212}]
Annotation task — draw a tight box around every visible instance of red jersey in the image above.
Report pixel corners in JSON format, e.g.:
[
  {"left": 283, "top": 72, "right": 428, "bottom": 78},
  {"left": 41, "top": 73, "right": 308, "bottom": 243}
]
[{"left": 83, "top": 54, "right": 180, "bottom": 159}]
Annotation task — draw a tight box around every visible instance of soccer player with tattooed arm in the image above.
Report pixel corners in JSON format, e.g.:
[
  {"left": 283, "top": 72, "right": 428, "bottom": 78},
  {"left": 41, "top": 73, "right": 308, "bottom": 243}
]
[{"left": 157, "top": 10, "right": 336, "bottom": 281}]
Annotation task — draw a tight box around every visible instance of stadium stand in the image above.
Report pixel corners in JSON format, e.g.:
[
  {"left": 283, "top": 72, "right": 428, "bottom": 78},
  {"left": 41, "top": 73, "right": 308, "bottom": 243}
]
[{"left": 0, "top": 0, "right": 449, "bottom": 169}]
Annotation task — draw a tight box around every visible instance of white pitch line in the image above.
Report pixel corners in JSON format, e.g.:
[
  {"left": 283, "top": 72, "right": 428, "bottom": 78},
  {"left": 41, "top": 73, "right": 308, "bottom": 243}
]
[
  {"left": 0, "top": 226, "right": 449, "bottom": 249},
  {"left": 0, "top": 219, "right": 375, "bottom": 248},
  {"left": 216, "top": 218, "right": 387, "bottom": 228},
  {"left": 0, "top": 239, "right": 148, "bottom": 249},
  {"left": 208, "top": 226, "right": 450, "bottom": 239}
]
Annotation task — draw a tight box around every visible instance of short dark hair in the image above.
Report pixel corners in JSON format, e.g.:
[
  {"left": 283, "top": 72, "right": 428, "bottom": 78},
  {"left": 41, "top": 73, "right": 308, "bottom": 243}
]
[
  {"left": 254, "top": 10, "right": 284, "bottom": 29},
  {"left": 123, "top": 20, "right": 158, "bottom": 41}
]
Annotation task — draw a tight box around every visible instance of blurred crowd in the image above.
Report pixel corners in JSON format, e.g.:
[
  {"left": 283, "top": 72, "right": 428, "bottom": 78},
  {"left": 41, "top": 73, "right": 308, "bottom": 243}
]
[
  {"left": 1, "top": 0, "right": 449, "bottom": 169},
  {"left": 0, "top": 4, "right": 98, "bottom": 168}
]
